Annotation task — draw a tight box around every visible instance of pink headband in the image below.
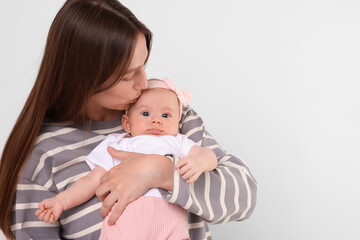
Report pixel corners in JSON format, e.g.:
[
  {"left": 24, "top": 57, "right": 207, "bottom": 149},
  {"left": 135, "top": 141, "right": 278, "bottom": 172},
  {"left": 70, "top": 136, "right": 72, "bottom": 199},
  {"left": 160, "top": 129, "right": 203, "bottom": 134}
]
[{"left": 147, "top": 77, "right": 191, "bottom": 118}]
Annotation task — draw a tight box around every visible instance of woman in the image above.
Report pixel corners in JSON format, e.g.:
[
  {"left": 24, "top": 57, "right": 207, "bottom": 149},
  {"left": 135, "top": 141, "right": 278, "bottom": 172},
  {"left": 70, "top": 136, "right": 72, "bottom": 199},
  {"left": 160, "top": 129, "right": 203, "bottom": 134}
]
[{"left": 0, "top": 0, "right": 257, "bottom": 239}]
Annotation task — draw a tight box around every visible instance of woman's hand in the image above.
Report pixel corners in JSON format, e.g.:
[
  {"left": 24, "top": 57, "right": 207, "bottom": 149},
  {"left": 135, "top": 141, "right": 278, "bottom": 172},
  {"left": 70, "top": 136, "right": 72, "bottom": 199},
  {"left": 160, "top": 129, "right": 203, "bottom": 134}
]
[{"left": 95, "top": 147, "right": 173, "bottom": 225}]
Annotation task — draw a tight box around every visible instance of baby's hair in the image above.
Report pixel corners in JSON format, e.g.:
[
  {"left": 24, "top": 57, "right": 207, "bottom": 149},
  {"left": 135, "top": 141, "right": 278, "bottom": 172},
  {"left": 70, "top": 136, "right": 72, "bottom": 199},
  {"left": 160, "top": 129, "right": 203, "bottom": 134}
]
[{"left": 125, "top": 78, "right": 163, "bottom": 114}]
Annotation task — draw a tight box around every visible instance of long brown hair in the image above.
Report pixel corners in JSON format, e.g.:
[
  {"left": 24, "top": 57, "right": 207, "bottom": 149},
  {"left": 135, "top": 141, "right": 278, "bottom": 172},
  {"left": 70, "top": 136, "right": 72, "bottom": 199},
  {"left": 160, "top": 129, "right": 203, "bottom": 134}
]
[{"left": 0, "top": 0, "right": 152, "bottom": 238}]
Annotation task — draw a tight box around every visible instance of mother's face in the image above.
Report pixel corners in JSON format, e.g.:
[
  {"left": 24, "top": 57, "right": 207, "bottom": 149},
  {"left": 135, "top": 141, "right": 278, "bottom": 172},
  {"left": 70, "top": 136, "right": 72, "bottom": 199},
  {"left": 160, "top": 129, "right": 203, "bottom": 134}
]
[{"left": 87, "top": 34, "right": 149, "bottom": 121}]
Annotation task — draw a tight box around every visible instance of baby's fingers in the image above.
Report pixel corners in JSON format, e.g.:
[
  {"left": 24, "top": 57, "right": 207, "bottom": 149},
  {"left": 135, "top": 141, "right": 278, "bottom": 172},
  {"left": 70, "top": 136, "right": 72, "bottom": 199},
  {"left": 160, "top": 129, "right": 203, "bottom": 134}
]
[
  {"left": 38, "top": 201, "right": 45, "bottom": 210},
  {"left": 178, "top": 163, "right": 191, "bottom": 175},
  {"left": 37, "top": 209, "right": 47, "bottom": 221},
  {"left": 43, "top": 209, "right": 53, "bottom": 223},
  {"left": 35, "top": 208, "right": 44, "bottom": 217},
  {"left": 175, "top": 158, "right": 188, "bottom": 170},
  {"left": 182, "top": 169, "right": 196, "bottom": 181},
  {"left": 49, "top": 214, "right": 58, "bottom": 224}
]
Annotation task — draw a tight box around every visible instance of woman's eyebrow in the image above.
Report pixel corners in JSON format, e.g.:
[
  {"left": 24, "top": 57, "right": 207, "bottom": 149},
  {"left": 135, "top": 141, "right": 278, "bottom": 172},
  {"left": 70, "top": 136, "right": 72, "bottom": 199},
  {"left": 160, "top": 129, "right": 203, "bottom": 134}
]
[{"left": 124, "top": 65, "right": 142, "bottom": 75}]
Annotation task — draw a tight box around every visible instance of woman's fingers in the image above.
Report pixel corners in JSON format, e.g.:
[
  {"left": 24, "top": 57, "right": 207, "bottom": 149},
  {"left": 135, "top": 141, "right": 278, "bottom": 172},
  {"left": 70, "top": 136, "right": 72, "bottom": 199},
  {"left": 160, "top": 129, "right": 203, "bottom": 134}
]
[
  {"left": 95, "top": 186, "right": 109, "bottom": 202},
  {"left": 98, "top": 190, "right": 117, "bottom": 217},
  {"left": 96, "top": 175, "right": 114, "bottom": 201},
  {"left": 107, "top": 147, "right": 130, "bottom": 161},
  {"left": 107, "top": 147, "right": 145, "bottom": 163},
  {"left": 96, "top": 153, "right": 172, "bottom": 224},
  {"left": 107, "top": 200, "right": 127, "bottom": 225}
]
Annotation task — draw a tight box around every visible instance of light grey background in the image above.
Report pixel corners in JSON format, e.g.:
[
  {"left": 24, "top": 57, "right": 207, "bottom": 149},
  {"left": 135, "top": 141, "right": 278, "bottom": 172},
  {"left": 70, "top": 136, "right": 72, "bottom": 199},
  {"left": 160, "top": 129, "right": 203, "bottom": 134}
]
[{"left": 1, "top": 0, "right": 360, "bottom": 239}]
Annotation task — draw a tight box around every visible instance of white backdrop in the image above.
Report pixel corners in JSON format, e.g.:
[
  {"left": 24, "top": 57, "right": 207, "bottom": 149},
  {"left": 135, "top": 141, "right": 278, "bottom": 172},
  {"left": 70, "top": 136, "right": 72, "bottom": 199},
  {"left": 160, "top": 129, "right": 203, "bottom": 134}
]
[{"left": 1, "top": 1, "right": 360, "bottom": 239}]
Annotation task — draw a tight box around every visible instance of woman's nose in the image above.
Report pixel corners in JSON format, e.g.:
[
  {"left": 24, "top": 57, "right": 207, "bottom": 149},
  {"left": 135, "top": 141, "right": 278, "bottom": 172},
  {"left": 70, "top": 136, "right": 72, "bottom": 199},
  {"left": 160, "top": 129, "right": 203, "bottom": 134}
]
[{"left": 134, "top": 68, "right": 148, "bottom": 90}]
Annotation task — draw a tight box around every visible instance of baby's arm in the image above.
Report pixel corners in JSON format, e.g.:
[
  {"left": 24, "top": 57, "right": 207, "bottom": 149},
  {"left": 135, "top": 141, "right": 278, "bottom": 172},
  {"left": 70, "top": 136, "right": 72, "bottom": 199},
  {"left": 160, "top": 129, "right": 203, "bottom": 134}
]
[
  {"left": 175, "top": 145, "right": 218, "bottom": 183},
  {"left": 35, "top": 166, "right": 106, "bottom": 223}
]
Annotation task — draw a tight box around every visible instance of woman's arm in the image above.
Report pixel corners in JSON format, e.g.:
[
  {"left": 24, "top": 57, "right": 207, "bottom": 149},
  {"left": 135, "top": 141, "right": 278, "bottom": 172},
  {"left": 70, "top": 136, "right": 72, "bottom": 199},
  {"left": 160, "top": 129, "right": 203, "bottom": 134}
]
[
  {"left": 164, "top": 106, "right": 257, "bottom": 223},
  {"left": 96, "top": 106, "right": 256, "bottom": 225}
]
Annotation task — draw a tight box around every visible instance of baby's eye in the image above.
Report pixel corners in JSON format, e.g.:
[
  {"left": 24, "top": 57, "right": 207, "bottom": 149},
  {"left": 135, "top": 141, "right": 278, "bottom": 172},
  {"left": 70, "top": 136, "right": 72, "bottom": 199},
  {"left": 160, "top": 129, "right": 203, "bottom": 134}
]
[
  {"left": 141, "top": 112, "right": 150, "bottom": 116},
  {"left": 162, "top": 113, "right": 169, "bottom": 118}
]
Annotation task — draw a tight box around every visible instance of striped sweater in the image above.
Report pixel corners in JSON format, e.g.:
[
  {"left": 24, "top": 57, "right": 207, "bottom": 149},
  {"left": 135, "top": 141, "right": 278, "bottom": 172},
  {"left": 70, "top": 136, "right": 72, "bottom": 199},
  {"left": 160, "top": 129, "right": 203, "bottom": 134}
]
[{"left": 11, "top": 106, "right": 257, "bottom": 240}]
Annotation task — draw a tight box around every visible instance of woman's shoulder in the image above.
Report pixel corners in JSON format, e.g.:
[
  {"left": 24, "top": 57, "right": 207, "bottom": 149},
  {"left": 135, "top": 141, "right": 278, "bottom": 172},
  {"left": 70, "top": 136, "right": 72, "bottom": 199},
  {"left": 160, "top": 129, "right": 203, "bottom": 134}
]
[
  {"left": 36, "top": 118, "right": 125, "bottom": 150},
  {"left": 179, "top": 105, "right": 204, "bottom": 134},
  {"left": 20, "top": 120, "right": 124, "bottom": 188},
  {"left": 180, "top": 105, "right": 203, "bottom": 124},
  {"left": 37, "top": 122, "right": 101, "bottom": 147}
]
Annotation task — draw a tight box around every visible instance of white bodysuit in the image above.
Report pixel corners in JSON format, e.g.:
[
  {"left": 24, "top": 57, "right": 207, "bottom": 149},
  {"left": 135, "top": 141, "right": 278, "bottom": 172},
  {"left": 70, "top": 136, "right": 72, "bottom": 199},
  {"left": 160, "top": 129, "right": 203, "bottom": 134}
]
[{"left": 86, "top": 133, "right": 196, "bottom": 240}]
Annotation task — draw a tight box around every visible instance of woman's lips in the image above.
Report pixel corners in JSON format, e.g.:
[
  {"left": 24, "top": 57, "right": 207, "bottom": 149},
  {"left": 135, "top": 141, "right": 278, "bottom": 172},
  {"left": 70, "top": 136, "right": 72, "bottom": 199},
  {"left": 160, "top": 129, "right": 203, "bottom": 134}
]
[
  {"left": 146, "top": 128, "right": 163, "bottom": 135},
  {"left": 130, "top": 95, "right": 141, "bottom": 104}
]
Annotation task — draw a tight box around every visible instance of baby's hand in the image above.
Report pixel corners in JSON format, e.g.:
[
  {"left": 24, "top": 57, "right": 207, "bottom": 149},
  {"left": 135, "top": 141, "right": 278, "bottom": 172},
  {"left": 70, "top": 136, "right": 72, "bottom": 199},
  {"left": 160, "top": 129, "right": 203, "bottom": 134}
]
[
  {"left": 175, "top": 156, "right": 204, "bottom": 183},
  {"left": 35, "top": 197, "right": 65, "bottom": 224}
]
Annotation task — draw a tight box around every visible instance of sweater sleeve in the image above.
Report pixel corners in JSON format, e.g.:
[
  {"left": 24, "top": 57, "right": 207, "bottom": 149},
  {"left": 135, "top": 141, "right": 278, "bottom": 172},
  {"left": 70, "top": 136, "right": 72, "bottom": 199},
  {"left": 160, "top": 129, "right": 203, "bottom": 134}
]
[{"left": 162, "top": 106, "right": 257, "bottom": 224}]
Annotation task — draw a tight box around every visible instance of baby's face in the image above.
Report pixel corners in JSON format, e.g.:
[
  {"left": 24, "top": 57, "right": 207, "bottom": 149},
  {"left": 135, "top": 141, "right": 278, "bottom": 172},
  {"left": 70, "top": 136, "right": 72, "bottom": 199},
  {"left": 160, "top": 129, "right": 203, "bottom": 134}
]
[{"left": 122, "top": 88, "right": 180, "bottom": 137}]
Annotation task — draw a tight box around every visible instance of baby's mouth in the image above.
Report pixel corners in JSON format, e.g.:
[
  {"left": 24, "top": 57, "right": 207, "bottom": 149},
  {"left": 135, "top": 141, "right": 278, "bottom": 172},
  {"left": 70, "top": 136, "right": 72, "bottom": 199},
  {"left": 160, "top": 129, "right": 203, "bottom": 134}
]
[{"left": 146, "top": 128, "right": 163, "bottom": 135}]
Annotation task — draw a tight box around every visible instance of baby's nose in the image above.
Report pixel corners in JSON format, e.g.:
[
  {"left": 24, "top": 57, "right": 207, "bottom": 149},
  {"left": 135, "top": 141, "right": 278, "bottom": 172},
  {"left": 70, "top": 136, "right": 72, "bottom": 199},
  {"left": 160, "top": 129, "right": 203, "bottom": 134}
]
[{"left": 152, "top": 119, "right": 162, "bottom": 125}]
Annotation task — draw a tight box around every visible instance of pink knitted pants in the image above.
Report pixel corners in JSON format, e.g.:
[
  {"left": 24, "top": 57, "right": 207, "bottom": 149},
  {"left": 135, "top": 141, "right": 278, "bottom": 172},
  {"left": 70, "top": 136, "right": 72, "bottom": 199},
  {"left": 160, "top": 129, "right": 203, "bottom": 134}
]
[{"left": 99, "top": 196, "right": 190, "bottom": 240}]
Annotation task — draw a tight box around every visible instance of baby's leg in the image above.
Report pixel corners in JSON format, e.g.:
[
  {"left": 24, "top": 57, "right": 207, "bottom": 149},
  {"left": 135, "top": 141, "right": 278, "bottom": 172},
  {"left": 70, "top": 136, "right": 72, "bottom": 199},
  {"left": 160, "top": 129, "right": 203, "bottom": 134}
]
[
  {"left": 99, "top": 196, "right": 189, "bottom": 240},
  {"left": 99, "top": 213, "right": 121, "bottom": 240}
]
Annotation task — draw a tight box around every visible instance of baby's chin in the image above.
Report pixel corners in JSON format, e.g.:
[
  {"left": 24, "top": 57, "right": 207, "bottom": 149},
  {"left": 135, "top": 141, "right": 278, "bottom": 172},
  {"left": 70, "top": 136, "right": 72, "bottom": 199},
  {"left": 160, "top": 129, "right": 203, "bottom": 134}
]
[{"left": 131, "top": 130, "right": 178, "bottom": 137}]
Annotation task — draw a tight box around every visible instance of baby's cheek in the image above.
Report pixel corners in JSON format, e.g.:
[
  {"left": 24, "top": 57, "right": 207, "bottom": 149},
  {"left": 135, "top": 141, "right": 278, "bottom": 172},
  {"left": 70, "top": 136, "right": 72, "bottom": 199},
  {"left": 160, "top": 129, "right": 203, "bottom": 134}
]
[{"left": 171, "top": 124, "right": 180, "bottom": 136}]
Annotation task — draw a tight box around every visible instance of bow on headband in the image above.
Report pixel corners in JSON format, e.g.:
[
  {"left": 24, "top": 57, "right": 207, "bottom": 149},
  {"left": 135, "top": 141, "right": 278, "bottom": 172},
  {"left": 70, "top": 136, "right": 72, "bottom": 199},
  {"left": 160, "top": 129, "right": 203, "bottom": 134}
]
[
  {"left": 147, "top": 77, "right": 192, "bottom": 119},
  {"left": 162, "top": 77, "right": 191, "bottom": 107}
]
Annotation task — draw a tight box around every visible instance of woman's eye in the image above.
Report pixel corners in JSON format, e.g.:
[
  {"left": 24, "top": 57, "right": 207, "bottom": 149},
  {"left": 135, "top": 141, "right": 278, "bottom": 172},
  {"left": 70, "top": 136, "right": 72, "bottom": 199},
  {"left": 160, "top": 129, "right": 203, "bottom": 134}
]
[
  {"left": 141, "top": 112, "right": 149, "bottom": 116},
  {"left": 162, "top": 113, "right": 169, "bottom": 118},
  {"left": 122, "top": 75, "right": 134, "bottom": 81}
]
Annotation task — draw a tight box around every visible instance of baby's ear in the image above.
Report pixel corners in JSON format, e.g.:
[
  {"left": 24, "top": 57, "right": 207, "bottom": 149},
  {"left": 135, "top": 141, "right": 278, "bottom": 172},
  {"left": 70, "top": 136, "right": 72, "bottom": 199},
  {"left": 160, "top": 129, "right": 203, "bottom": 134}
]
[{"left": 122, "top": 114, "right": 131, "bottom": 134}]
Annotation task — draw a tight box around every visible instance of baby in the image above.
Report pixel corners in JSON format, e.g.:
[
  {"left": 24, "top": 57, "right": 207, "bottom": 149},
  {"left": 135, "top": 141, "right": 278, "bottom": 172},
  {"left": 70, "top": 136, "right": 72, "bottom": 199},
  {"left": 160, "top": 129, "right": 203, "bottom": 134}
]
[{"left": 36, "top": 78, "right": 218, "bottom": 239}]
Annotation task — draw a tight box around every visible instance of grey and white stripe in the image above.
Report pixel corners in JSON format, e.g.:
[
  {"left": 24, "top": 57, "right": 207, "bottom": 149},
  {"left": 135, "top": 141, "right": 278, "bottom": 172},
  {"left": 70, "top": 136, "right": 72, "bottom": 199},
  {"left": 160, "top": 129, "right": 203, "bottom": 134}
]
[{"left": 11, "top": 106, "right": 257, "bottom": 240}]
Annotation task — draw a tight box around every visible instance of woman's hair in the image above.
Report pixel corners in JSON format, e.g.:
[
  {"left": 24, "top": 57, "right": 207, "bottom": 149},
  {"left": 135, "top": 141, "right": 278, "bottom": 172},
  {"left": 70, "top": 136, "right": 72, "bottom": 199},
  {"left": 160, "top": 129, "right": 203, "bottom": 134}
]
[{"left": 0, "top": 0, "right": 152, "bottom": 238}]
